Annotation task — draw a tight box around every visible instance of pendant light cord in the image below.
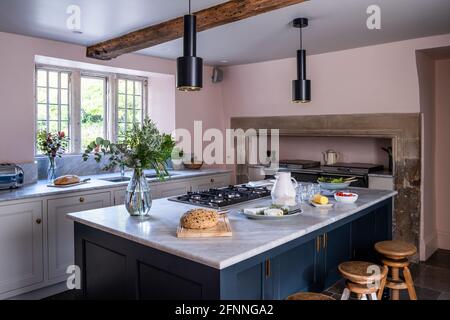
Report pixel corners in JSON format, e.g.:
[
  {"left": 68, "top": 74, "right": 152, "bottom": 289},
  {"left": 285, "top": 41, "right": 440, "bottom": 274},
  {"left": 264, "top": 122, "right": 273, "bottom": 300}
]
[
  {"left": 189, "top": 0, "right": 192, "bottom": 14},
  {"left": 300, "top": 27, "right": 303, "bottom": 50}
]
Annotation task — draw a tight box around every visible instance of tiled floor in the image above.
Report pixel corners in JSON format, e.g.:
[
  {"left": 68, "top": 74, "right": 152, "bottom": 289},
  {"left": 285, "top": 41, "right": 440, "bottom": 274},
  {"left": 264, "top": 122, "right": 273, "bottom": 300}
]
[{"left": 324, "top": 249, "right": 450, "bottom": 300}]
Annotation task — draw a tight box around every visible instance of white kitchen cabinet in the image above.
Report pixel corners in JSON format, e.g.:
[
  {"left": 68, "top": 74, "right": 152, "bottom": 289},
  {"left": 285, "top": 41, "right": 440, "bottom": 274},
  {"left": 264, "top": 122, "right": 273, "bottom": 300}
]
[
  {"left": 190, "top": 174, "right": 230, "bottom": 191},
  {"left": 47, "top": 192, "right": 111, "bottom": 280},
  {"left": 153, "top": 180, "right": 191, "bottom": 199},
  {"left": 369, "top": 176, "right": 394, "bottom": 191},
  {"left": 0, "top": 201, "right": 43, "bottom": 296}
]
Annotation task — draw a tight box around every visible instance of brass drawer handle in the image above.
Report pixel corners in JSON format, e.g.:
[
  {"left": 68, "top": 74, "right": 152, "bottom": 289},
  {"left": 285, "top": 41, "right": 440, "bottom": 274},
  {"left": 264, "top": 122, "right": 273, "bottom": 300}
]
[
  {"left": 265, "top": 259, "right": 271, "bottom": 278},
  {"left": 323, "top": 234, "right": 327, "bottom": 249},
  {"left": 79, "top": 197, "right": 85, "bottom": 203},
  {"left": 36, "top": 218, "right": 42, "bottom": 225}
]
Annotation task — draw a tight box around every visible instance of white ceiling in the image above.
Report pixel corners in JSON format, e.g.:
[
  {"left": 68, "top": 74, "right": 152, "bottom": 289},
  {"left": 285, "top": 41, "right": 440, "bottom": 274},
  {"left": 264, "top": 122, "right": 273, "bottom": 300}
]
[{"left": 1, "top": 0, "right": 449, "bottom": 65}]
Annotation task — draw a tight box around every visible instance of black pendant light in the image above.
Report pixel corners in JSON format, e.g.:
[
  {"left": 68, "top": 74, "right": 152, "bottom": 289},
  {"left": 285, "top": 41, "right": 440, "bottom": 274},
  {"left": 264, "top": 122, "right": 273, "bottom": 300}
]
[
  {"left": 292, "top": 18, "right": 311, "bottom": 103},
  {"left": 177, "top": 0, "right": 203, "bottom": 91}
]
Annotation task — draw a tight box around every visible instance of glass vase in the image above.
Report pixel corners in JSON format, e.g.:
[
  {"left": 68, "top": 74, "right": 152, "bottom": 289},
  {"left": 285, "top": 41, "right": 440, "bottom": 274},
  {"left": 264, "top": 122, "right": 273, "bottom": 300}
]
[
  {"left": 125, "top": 168, "right": 152, "bottom": 217},
  {"left": 47, "top": 157, "right": 57, "bottom": 184}
]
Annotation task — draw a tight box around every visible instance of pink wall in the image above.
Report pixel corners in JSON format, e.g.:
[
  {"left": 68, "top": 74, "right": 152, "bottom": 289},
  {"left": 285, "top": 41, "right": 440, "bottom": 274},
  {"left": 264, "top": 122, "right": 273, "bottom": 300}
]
[
  {"left": 0, "top": 31, "right": 225, "bottom": 163},
  {"left": 435, "top": 58, "right": 450, "bottom": 250},
  {"left": 416, "top": 51, "right": 437, "bottom": 260},
  {"left": 279, "top": 137, "right": 391, "bottom": 167},
  {"left": 221, "top": 34, "right": 450, "bottom": 121}
]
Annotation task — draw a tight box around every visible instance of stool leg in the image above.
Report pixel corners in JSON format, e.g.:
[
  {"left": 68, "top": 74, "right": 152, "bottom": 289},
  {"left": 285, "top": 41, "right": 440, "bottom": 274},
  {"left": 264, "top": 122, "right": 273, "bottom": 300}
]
[
  {"left": 391, "top": 267, "right": 400, "bottom": 300},
  {"left": 341, "top": 288, "right": 351, "bottom": 300},
  {"left": 403, "top": 266, "right": 418, "bottom": 300},
  {"left": 377, "top": 266, "right": 388, "bottom": 300},
  {"left": 368, "top": 293, "right": 378, "bottom": 300}
]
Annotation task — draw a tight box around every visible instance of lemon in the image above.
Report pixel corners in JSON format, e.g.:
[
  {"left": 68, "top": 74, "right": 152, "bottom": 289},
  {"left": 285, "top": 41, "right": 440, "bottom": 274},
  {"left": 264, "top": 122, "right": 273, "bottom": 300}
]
[{"left": 313, "top": 194, "right": 329, "bottom": 205}]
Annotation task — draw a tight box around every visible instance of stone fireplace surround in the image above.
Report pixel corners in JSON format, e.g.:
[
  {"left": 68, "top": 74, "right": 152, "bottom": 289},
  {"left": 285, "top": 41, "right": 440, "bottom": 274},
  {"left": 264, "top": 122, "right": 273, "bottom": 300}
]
[{"left": 231, "top": 113, "right": 421, "bottom": 257}]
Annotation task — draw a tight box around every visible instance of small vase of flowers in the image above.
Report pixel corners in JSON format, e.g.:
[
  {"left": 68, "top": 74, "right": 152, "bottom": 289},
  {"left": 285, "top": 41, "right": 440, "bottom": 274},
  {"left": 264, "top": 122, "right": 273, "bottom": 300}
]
[
  {"left": 82, "top": 118, "right": 175, "bottom": 217},
  {"left": 36, "top": 131, "right": 68, "bottom": 184}
]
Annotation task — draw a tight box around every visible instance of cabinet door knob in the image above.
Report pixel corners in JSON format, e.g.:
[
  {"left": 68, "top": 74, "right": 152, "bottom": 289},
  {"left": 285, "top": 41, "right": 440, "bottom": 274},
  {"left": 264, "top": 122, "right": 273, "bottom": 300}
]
[
  {"left": 36, "top": 218, "right": 42, "bottom": 225},
  {"left": 79, "top": 197, "right": 85, "bottom": 203},
  {"left": 210, "top": 178, "right": 215, "bottom": 183}
]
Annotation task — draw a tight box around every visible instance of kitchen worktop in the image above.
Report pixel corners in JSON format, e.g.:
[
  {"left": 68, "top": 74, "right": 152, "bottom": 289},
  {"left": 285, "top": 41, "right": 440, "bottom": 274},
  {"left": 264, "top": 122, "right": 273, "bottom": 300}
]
[
  {"left": 67, "top": 188, "right": 397, "bottom": 270},
  {"left": 0, "top": 168, "right": 232, "bottom": 204}
]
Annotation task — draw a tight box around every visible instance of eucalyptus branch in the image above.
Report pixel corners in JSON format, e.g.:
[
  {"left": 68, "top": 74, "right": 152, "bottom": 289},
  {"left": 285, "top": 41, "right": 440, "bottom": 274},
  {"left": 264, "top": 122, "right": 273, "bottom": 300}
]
[{"left": 82, "top": 118, "right": 175, "bottom": 180}]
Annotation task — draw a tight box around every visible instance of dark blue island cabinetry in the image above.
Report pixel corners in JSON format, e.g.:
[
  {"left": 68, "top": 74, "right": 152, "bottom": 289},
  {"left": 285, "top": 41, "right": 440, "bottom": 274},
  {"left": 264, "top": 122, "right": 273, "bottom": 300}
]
[{"left": 73, "top": 197, "right": 393, "bottom": 300}]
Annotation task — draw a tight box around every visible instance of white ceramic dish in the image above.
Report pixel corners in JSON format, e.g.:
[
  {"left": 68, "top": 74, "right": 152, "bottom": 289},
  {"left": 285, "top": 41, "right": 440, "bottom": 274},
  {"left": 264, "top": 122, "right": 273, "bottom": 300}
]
[
  {"left": 241, "top": 208, "right": 303, "bottom": 220},
  {"left": 334, "top": 192, "right": 359, "bottom": 204},
  {"left": 309, "top": 201, "right": 334, "bottom": 209}
]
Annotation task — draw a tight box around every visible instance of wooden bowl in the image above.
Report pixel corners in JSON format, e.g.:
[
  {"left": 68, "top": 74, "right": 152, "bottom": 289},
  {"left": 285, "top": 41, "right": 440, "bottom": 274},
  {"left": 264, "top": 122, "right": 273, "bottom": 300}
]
[{"left": 183, "top": 162, "right": 203, "bottom": 170}]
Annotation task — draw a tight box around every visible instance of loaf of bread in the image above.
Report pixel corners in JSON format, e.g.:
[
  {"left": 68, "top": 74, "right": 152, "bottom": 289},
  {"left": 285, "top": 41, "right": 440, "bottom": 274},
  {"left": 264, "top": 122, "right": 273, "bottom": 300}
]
[
  {"left": 54, "top": 175, "right": 81, "bottom": 186},
  {"left": 180, "top": 209, "right": 219, "bottom": 230}
]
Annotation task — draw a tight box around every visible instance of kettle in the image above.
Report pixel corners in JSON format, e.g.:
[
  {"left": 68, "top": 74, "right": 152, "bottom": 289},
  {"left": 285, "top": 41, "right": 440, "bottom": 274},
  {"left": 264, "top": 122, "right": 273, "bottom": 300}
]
[
  {"left": 271, "top": 172, "right": 298, "bottom": 206},
  {"left": 323, "top": 150, "right": 339, "bottom": 165}
]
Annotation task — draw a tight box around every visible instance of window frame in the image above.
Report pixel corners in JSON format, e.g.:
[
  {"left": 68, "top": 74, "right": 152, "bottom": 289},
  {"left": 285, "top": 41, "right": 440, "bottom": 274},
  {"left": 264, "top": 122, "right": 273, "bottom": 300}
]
[
  {"left": 34, "top": 65, "right": 148, "bottom": 155},
  {"left": 116, "top": 76, "right": 148, "bottom": 142},
  {"left": 80, "top": 73, "right": 108, "bottom": 151}
]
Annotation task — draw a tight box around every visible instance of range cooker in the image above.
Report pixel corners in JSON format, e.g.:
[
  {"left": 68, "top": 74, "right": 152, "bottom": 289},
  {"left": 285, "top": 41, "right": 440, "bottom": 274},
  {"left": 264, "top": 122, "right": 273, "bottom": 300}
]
[
  {"left": 168, "top": 185, "right": 271, "bottom": 209},
  {"left": 277, "top": 160, "right": 384, "bottom": 188}
]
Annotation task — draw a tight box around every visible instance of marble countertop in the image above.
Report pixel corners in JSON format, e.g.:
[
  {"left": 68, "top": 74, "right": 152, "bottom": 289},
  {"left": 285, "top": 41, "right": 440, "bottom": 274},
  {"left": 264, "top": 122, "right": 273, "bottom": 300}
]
[
  {"left": 0, "top": 168, "right": 232, "bottom": 203},
  {"left": 67, "top": 188, "right": 397, "bottom": 270}
]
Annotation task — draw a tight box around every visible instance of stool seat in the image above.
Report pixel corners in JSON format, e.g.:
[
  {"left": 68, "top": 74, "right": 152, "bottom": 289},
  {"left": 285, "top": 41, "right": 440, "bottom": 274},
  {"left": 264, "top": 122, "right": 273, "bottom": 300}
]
[
  {"left": 338, "top": 261, "right": 386, "bottom": 284},
  {"left": 375, "top": 240, "right": 416, "bottom": 259},
  {"left": 338, "top": 261, "right": 388, "bottom": 300},
  {"left": 286, "top": 292, "right": 335, "bottom": 300}
]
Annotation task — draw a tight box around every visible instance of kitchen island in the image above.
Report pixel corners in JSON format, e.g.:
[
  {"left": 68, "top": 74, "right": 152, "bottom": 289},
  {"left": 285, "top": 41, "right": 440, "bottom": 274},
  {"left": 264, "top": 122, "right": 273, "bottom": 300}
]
[{"left": 67, "top": 188, "right": 396, "bottom": 300}]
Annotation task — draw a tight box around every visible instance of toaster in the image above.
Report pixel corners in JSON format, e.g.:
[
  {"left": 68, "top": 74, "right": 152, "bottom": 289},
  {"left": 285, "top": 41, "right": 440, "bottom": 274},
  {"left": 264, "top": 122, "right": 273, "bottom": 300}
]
[{"left": 0, "top": 164, "right": 24, "bottom": 190}]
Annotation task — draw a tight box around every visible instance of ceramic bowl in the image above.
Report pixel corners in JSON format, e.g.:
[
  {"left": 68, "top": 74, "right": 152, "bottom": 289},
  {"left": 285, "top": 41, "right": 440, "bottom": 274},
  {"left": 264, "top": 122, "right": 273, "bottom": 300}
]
[{"left": 334, "top": 192, "right": 359, "bottom": 204}]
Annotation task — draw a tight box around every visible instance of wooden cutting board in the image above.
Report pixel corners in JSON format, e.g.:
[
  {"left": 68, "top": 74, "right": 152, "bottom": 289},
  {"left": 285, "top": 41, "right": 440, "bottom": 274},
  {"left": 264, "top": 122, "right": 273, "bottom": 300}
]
[{"left": 176, "top": 215, "right": 233, "bottom": 238}]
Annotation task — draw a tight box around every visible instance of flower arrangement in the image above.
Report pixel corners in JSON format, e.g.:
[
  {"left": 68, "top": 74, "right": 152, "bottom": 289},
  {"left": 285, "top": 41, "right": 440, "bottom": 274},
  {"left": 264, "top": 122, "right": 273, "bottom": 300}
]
[
  {"left": 37, "top": 130, "right": 68, "bottom": 183},
  {"left": 82, "top": 118, "right": 175, "bottom": 179},
  {"left": 82, "top": 118, "right": 175, "bottom": 216},
  {"left": 37, "top": 130, "right": 68, "bottom": 158}
]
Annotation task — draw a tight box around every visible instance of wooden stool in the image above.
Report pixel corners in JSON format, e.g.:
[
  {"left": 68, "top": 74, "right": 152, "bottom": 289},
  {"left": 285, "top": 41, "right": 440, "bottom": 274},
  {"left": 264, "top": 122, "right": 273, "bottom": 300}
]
[
  {"left": 338, "top": 261, "right": 388, "bottom": 300},
  {"left": 286, "top": 292, "right": 335, "bottom": 300},
  {"left": 375, "top": 240, "right": 417, "bottom": 300}
]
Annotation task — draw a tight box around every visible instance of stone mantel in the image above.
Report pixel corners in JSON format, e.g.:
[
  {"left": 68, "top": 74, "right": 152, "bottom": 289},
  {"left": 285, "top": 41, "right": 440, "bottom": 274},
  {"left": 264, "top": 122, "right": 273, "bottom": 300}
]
[{"left": 231, "top": 113, "right": 421, "bottom": 259}]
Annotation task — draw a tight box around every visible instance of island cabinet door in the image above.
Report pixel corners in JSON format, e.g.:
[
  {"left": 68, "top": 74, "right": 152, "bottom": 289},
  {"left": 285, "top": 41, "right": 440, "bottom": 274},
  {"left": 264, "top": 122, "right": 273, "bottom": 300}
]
[
  {"left": 351, "top": 212, "right": 380, "bottom": 262},
  {"left": 350, "top": 201, "right": 392, "bottom": 263},
  {"left": 321, "top": 223, "right": 352, "bottom": 289},
  {"left": 47, "top": 192, "right": 111, "bottom": 281}
]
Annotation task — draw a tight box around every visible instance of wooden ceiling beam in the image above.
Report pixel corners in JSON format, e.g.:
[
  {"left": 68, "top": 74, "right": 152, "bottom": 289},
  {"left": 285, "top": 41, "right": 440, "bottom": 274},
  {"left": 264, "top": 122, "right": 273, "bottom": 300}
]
[{"left": 87, "top": 0, "right": 307, "bottom": 60}]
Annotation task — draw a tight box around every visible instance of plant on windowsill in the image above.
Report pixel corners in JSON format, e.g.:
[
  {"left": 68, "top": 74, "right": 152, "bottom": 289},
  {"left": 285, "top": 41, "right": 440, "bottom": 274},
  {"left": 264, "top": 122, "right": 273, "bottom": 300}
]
[
  {"left": 36, "top": 130, "right": 68, "bottom": 184},
  {"left": 82, "top": 118, "right": 175, "bottom": 217}
]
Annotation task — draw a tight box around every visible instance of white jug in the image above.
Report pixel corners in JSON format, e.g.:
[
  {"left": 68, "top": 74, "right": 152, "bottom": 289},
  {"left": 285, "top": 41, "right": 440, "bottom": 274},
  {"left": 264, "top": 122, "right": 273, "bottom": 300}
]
[{"left": 271, "top": 172, "right": 298, "bottom": 206}]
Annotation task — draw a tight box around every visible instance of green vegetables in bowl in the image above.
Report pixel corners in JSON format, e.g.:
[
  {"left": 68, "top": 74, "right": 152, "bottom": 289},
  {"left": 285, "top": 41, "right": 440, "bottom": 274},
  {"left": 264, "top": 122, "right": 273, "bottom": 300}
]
[{"left": 318, "top": 177, "right": 345, "bottom": 184}]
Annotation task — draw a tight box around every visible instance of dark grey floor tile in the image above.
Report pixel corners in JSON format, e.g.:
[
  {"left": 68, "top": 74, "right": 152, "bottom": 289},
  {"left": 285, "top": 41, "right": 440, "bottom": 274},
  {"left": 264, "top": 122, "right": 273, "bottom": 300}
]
[
  {"left": 414, "top": 265, "right": 450, "bottom": 294},
  {"left": 44, "top": 290, "right": 77, "bottom": 300},
  {"left": 438, "top": 292, "right": 450, "bottom": 300},
  {"left": 398, "top": 285, "right": 441, "bottom": 300},
  {"left": 426, "top": 249, "right": 450, "bottom": 269},
  {"left": 409, "top": 262, "right": 427, "bottom": 278},
  {"left": 325, "top": 279, "right": 346, "bottom": 295}
]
